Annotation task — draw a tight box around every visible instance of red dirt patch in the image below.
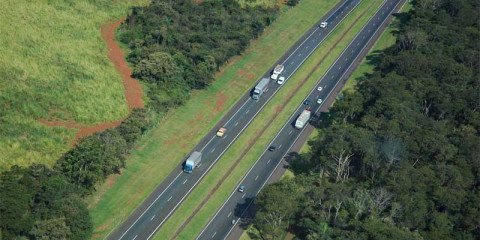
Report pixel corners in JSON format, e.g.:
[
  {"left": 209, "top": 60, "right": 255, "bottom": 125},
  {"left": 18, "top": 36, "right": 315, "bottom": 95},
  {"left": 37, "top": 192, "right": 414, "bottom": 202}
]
[
  {"left": 101, "top": 19, "right": 144, "bottom": 111},
  {"left": 214, "top": 91, "right": 227, "bottom": 113},
  {"left": 38, "top": 19, "right": 144, "bottom": 144}
]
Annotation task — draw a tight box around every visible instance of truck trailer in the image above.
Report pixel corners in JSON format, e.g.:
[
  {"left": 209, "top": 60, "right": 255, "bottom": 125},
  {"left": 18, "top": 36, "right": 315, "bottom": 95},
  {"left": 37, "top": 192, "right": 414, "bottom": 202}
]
[
  {"left": 295, "top": 109, "right": 311, "bottom": 129},
  {"left": 183, "top": 151, "right": 202, "bottom": 173},
  {"left": 252, "top": 78, "right": 270, "bottom": 100}
]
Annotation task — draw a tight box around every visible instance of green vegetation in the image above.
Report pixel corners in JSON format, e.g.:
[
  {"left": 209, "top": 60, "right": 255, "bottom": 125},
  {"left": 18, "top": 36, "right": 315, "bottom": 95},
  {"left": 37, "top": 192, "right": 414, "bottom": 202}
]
[
  {"left": 157, "top": 0, "right": 389, "bottom": 238},
  {"left": 0, "top": 164, "right": 92, "bottom": 240},
  {"left": 0, "top": 108, "right": 150, "bottom": 239},
  {"left": 118, "top": 0, "right": 279, "bottom": 113},
  {"left": 251, "top": 0, "right": 480, "bottom": 239},
  {"left": 0, "top": 0, "right": 149, "bottom": 172}
]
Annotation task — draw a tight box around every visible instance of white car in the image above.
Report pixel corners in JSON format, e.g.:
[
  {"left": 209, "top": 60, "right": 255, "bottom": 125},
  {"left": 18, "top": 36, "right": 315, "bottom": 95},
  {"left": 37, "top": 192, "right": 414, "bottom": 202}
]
[
  {"left": 317, "top": 86, "right": 323, "bottom": 91},
  {"left": 277, "top": 76, "right": 285, "bottom": 85},
  {"left": 317, "top": 98, "right": 323, "bottom": 104},
  {"left": 270, "top": 73, "right": 279, "bottom": 80},
  {"left": 320, "top": 21, "right": 328, "bottom": 28}
]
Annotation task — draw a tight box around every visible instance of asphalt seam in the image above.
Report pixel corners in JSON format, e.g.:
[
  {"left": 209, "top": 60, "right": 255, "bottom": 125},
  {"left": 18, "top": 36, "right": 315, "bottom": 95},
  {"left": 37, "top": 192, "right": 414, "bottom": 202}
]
[{"left": 168, "top": 0, "right": 381, "bottom": 238}]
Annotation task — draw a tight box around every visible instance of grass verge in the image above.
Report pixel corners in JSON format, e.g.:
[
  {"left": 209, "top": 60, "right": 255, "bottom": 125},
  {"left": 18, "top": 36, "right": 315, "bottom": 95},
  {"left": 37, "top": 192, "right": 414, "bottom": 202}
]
[
  {"left": 87, "top": 0, "right": 342, "bottom": 238},
  {"left": 0, "top": 0, "right": 149, "bottom": 171},
  {"left": 151, "top": 0, "right": 387, "bottom": 239}
]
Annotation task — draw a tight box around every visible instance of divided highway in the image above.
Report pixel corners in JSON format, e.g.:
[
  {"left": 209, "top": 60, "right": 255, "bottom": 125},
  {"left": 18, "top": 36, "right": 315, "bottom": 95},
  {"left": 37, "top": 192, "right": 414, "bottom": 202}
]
[
  {"left": 196, "top": 0, "right": 405, "bottom": 239},
  {"left": 108, "top": 0, "right": 363, "bottom": 239}
]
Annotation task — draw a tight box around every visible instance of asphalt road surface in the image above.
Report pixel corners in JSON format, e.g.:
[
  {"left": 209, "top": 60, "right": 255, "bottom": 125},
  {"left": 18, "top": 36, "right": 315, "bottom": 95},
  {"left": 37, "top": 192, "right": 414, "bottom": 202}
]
[
  {"left": 195, "top": 0, "right": 405, "bottom": 239},
  {"left": 108, "top": 0, "right": 363, "bottom": 239}
]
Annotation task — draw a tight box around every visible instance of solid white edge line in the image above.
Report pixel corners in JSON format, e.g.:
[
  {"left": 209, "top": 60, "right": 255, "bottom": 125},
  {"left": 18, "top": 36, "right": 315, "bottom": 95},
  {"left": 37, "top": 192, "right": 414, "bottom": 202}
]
[
  {"left": 117, "top": 171, "right": 182, "bottom": 240},
  {"left": 122, "top": 0, "right": 374, "bottom": 239},
  {"left": 215, "top": 0, "right": 403, "bottom": 239},
  {"left": 195, "top": 0, "right": 366, "bottom": 239}
]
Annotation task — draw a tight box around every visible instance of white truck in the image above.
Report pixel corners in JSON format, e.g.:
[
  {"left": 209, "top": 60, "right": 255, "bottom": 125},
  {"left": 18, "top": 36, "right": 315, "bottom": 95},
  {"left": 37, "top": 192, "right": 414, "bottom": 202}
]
[
  {"left": 295, "top": 109, "right": 311, "bottom": 129},
  {"left": 270, "top": 64, "right": 284, "bottom": 80},
  {"left": 252, "top": 78, "right": 270, "bottom": 100},
  {"left": 183, "top": 151, "right": 202, "bottom": 173}
]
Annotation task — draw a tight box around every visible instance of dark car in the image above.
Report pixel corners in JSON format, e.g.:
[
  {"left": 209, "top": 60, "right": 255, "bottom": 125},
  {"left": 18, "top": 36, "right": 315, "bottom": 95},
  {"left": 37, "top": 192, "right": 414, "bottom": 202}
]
[
  {"left": 303, "top": 99, "right": 310, "bottom": 105},
  {"left": 268, "top": 146, "right": 276, "bottom": 151}
]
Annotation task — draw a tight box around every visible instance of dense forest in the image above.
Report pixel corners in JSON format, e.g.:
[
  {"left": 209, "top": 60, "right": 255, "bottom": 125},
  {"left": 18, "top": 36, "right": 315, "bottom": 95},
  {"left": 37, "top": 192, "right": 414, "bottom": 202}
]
[
  {"left": 118, "top": 0, "right": 279, "bottom": 112},
  {"left": 251, "top": 0, "right": 479, "bottom": 239}
]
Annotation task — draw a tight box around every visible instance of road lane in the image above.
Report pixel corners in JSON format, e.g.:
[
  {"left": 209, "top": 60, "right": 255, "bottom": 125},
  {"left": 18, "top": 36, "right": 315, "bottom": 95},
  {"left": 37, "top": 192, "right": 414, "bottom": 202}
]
[
  {"left": 196, "top": 0, "right": 405, "bottom": 239},
  {"left": 108, "top": 0, "right": 363, "bottom": 239}
]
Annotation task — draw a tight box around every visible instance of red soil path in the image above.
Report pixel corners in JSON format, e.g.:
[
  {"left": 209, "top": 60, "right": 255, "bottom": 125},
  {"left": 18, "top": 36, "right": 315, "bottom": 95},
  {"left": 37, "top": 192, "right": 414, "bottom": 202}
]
[{"left": 38, "top": 19, "right": 144, "bottom": 143}]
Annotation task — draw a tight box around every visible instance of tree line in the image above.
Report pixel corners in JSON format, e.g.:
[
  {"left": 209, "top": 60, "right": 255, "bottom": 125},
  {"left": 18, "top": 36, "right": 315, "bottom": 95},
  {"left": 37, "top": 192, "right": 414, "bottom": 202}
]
[
  {"left": 0, "top": 108, "right": 151, "bottom": 239},
  {"left": 118, "top": 0, "right": 279, "bottom": 112},
  {"left": 250, "top": 0, "right": 479, "bottom": 239}
]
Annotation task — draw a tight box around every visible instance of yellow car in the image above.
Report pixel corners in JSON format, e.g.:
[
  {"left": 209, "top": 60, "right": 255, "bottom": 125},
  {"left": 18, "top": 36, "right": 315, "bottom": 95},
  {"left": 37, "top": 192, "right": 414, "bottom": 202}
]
[{"left": 216, "top": 127, "right": 227, "bottom": 137}]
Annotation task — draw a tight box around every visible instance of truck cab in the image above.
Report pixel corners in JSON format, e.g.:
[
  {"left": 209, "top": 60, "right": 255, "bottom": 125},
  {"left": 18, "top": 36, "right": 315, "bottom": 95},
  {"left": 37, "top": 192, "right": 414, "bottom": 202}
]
[
  {"left": 183, "top": 160, "right": 195, "bottom": 173},
  {"left": 271, "top": 64, "right": 285, "bottom": 80}
]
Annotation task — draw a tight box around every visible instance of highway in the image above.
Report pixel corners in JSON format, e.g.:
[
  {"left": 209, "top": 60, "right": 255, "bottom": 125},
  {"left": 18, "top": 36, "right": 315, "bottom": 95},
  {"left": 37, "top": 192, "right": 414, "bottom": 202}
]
[
  {"left": 108, "top": 0, "right": 363, "bottom": 239},
  {"left": 195, "top": 0, "right": 405, "bottom": 239}
]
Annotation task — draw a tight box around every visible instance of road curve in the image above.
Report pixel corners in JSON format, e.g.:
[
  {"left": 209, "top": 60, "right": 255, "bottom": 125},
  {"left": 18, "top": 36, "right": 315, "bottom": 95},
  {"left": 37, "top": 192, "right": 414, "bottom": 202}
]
[
  {"left": 195, "top": 0, "right": 406, "bottom": 239},
  {"left": 107, "top": 0, "right": 363, "bottom": 239}
]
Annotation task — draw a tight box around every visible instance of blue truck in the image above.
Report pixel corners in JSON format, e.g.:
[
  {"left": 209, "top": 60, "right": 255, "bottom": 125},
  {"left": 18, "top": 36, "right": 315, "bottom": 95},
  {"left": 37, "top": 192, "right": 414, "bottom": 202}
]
[{"left": 183, "top": 151, "right": 202, "bottom": 173}]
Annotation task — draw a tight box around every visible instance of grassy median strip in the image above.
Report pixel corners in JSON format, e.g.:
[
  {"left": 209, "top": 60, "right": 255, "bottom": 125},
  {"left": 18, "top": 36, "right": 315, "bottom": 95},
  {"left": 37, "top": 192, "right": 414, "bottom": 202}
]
[
  {"left": 150, "top": 0, "right": 385, "bottom": 239},
  {"left": 87, "top": 0, "right": 342, "bottom": 238}
]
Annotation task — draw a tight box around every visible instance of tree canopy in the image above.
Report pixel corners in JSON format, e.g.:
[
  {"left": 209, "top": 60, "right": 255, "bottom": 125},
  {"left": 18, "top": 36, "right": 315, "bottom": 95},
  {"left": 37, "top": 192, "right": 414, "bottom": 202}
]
[
  {"left": 118, "top": 0, "right": 279, "bottom": 112},
  {"left": 251, "top": 0, "right": 479, "bottom": 239}
]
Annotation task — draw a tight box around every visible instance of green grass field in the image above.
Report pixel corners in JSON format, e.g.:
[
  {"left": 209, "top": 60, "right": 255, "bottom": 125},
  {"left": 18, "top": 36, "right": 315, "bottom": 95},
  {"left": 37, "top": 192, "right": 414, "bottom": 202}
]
[
  {"left": 0, "top": 0, "right": 149, "bottom": 172},
  {"left": 152, "top": 0, "right": 387, "bottom": 238}
]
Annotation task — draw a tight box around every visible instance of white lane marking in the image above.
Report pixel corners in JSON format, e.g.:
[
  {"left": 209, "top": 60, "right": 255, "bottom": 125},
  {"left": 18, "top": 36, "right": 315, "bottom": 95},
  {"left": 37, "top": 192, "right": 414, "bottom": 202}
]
[
  {"left": 291, "top": 61, "right": 295, "bottom": 65},
  {"left": 289, "top": 130, "right": 293, "bottom": 135},
  {"left": 278, "top": 144, "right": 282, "bottom": 149},
  {"left": 183, "top": 179, "right": 188, "bottom": 185},
  {"left": 357, "top": 42, "right": 360, "bottom": 46},
  {"left": 210, "top": 148, "right": 215, "bottom": 153},
  {"left": 212, "top": 232, "right": 216, "bottom": 238},
  {"left": 167, "top": 196, "right": 172, "bottom": 202},
  {"left": 133, "top": 235, "right": 138, "bottom": 240},
  {"left": 282, "top": 0, "right": 363, "bottom": 82},
  {"left": 228, "top": 212, "right": 232, "bottom": 217},
  {"left": 245, "top": 109, "right": 250, "bottom": 114},
  {"left": 255, "top": 176, "right": 259, "bottom": 181},
  {"left": 306, "top": 46, "right": 309, "bottom": 49},
  {"left": 224, "top": 134, "right": 228, "bottom": 138},
  {"left": 235, "top": 121, "right": 239, "bottom": 126},
  {"left": 206, "top": 2, "right": 401, "bottom": 239},
  {"left": 196, "top": 1, "right": 368, "bottom": 239},
  {"left": 352, "top": 49, "right": 354, "bottom": 53},
  {"left": 267, "top": 159, "right": 271, "bottom": 164},
  {"left": 117, "top": 171, "right": 182, "bottom": 240},
  {"left": 338, "top": 66, "right": 342, "bottom": 70},
  {"left": 151, "top": 215, "right": 156, "bottom": 221},
  {"left": 298, "top": 53, "right": 302, "bottom": 57},
  {"left": 200, "top": 136, "right": 216, "bottom": 152},
  {"left": 345, "top": 58, "right": 348, "bottom": 61},
  {"left": 331, "top": 75, "right": 335, "bottom": 79}
]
